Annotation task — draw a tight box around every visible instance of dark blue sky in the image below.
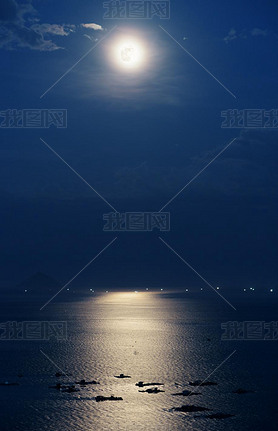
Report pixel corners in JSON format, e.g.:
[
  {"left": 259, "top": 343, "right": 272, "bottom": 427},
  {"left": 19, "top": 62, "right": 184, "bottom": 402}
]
[{"left": 1, "top": 0, "right": 278, "bottom": 290}]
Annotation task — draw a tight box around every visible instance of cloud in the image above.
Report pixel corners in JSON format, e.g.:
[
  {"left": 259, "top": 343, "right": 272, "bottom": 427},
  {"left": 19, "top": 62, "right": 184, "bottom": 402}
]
[
  {"left": 81, "top": 23, "right": 103, "bottom": 31},
  {"left": 0, "top": 1, "right": 104, "bottom": 51},
  {"left": 185, "top": 129, "right": 278, "bottom": 197},
  {"left": 223, "top": 28, "right": 237, "bottom": 43},
  {"left": 83, "top": 33, "right": 99, "bottom": 43},
  {"left": 224, "top": 27, "right": 268, "bottom": 43},
  {"left": 81, "top": 23, "right": 104, "bottom": 43},
  {"left": 0, "top": 0, "right": 64, "bottom": 50},
  {"left": 31, "top": 23, "right": 75, "bottom": 37},
  {"left": 250, "top": 27, "right": 268, "bottom": 37},
  {"left": 108, "top": 130, "right": 278, "bottom": 200},
  {"left": 11, "top": 24, "right": 61, "bottom": 50}
]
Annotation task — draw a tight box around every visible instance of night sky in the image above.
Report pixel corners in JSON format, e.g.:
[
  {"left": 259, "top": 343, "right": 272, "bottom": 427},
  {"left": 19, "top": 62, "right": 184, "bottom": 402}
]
[{"left": 1, "top": 0, "right": 278, "bottom": 290}]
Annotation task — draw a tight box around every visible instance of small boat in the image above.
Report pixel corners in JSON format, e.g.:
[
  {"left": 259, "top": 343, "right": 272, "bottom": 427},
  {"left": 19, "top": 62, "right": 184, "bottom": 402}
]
[
  {"left": 60, "top": 385, "right": 80, "bottom": 393},
  {"left": 135, "top": 381, "right": 164, "bottom": 387},
  {"left": 138, "top": 387, "right": 165, "bottom": 394},
  {"left": 0, "top": 382, "right": 19, "bottom": 386},
  {"left": 114, "top": 374, "right": 131, "bottom": 379},
  {"left": 95, "top": 395, "right": 123, "bottom": 402},
  {"left": 75, "top": 379, "right": 99, "bottom": 385}
]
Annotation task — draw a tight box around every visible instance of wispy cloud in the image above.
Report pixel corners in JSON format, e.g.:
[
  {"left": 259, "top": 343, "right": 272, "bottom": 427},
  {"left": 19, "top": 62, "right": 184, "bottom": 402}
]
[
  {"left": 224, "top": 27, "right": 268, "bottom": 43},
  {"left": 0, "top": 0, "right": 103, "bottom": 51},
  {"left": 31, "top": 23, "right": 75, "bottom": 37},
  {"left": 0, "top": 0, "right": 64, "bottom": 50},
  {"left": 250, "top": 27, "right": 268, "bottom": 37},
  {"left": 108, "top": 130, "right": 278, "bottom": 200},
  {"left": 223, "top": 28, "right": 237, "bottom": 43}
]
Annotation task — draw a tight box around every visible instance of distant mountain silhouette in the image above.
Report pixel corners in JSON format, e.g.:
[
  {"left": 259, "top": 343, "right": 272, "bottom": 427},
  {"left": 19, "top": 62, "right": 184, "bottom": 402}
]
[{"left": 15, "top": 272, "right": 61, "bottom": 293}]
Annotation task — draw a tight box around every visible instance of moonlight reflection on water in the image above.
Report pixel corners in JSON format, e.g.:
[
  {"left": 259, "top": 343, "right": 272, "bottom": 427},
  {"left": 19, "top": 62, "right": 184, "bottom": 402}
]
[{"left": 0, "top": 293, "right": 277, "bottom": 430}]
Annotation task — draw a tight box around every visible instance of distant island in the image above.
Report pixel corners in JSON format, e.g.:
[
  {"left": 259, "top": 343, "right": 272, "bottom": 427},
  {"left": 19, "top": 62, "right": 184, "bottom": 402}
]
[{"left": 14, "top": 272, "right": 61, "bottom": 294}]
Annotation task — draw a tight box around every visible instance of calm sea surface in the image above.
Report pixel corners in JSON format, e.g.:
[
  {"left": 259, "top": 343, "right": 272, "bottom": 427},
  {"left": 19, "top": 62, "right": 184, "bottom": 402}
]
[{"left": 0, "top": 291, "right": 277, "bottom": 431}]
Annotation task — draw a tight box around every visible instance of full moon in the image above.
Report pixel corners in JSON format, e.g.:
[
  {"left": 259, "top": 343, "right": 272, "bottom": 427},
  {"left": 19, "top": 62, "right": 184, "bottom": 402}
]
[
  {"left": 112, "top": 38, "right": 146, "bottom": 71},
  {"left": 121, "top": 45, "right": 136, "bottom": 63}
]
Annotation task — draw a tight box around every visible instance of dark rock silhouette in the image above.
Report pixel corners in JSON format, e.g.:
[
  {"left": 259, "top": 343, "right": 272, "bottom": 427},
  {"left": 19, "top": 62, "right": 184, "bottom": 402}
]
[
  {"left": 56, "top": 372, "right": 72, "bottom": 377},
  {"left": 49, "top": 383, "right": 63, "bottom": 390},
  {"left": 139, "top": 387, "right": 165, "bottom": 393},
  {"left": 114, "top": 374, "right": 131, "bottom": 379},
  {"left": 95, "top": 395, "right": 123, "bottom": 402},
  {"left": 174, "top": 405, "right": 210, "bottom": 413},
  {"left": 136, "top": 381, "right": 164, "bottom": 387},
  {"left": 75, "top": 379, "right": 99, "bottom": 386},
  {"left": 49, "top": 384, "right": 79, "bottom": 393},
  {"left": 189, "top": 380, "right": 217, "bottom": 387},
  {"left": 60, "top": 385, "right": 80, "bottom": 393}
]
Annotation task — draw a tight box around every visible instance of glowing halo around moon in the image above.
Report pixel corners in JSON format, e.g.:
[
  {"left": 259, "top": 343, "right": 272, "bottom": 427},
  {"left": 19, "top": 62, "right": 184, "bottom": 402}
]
[{"left": 110, "top": 37, "right": 146, "bottom": 71}]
